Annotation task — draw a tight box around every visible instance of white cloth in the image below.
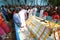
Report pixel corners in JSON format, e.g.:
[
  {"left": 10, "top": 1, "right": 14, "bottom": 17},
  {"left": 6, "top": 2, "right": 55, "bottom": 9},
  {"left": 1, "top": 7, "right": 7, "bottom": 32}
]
[
  {"left": 33, "top": 7, "right": 37, "bottom": 16},
  {"left": 18, "top": 9, "right": 27, "bottom": 27},
  {"left": 27, "top": 9, "right": 33, "bottom": 17},
  {"left": 39, "top": 9, "right": 44, "bottom": 18}
]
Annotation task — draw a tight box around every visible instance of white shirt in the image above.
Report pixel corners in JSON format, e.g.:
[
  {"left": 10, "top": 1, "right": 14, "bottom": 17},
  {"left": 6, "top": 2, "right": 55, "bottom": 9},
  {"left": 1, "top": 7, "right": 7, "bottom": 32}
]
[
  {"left": 32, "top": 7, "right": 37, "bottom": 16},
  {"left": 39, "top": 9, "right": 44, "bottom": 18},
  {"left": 18, "top": 9, "right": 27, "bottom": 27},
  {"left": 27, "top": 9, "right": 33, "bottom": 17}
]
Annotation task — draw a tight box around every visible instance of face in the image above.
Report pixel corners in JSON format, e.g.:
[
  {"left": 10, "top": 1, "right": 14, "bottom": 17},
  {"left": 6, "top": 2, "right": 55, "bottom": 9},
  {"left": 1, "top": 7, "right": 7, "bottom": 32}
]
[
  {"left": 0, "top": 12, "right": 2, "bottom": 16},
  {"left": 0, "top": 13, "right": 2, "bottom": 20}
]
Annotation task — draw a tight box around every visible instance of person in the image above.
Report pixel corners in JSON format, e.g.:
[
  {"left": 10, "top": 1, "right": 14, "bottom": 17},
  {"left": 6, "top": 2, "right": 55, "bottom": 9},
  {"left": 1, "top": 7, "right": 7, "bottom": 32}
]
[
  {"left": 18, "top": 6, "right": 27, "bottom": 29},
  {"left": 32, "top": 6, "right": 37, "bottom": 16},
  {"left": 7, "top": 8, "right": 12, "bottom": 19},
  {"left": 48, "top": 7, "right": 54, "bottom": 16},
  {"left": 0, "top": 12, "right": 11, "bottom": 34},
  {"left": 52, "top": 12, "right": 59, "bottom": 23},
  {"left": 27, "top": 7, "right": 33, "bottom": 18},
  {"left": 43, "top": 11, "right": 48, "bottom": 16},
  {"left": 43, "top": 11, "right": 48, "bottom": 20},
  {"left": 39, "top": 7, "right": 44, "bottom": 18},
  {"left": 13, "top": 9, "right": 21, "bottom": 27},
  {"left": 25, "top": 6, "right": 29, "bottom": 19},
  {"left": 1, "top": 6, "right": 9, "bottom": 21},
  {"left": 0, "top": 27, "right": 6, "bottom": 40}
]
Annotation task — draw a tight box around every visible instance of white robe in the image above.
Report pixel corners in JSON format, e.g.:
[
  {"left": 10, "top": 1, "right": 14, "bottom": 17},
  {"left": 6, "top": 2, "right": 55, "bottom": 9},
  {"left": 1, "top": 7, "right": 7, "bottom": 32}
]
[
  {"left": 39, "top": 9, "right": 44, "bottom": 18},
  {"left": 18, "top": 9, "right": 27, "bottom": 27},
  {"left": 32, "top": 7, "right": 37, "bottom": 16},
  {"left": 27, "top": 9, "right": 33, "bottom": 17}
]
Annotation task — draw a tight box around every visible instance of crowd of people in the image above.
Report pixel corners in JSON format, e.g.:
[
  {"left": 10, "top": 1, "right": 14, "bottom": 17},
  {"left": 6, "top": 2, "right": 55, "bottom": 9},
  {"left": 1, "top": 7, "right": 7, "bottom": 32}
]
[{"left": 0, "top": 4, "right": 60, "bottom": 40}]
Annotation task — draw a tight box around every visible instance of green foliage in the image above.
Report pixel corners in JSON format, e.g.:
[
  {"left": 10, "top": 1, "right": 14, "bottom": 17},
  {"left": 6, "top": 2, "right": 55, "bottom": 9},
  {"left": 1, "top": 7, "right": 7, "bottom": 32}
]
[
  {"left": 48, "top": 0, "right": 60, "bottom": 6},
  {"left": 3, "top": 0, "right": 7, "bottom": 1}
]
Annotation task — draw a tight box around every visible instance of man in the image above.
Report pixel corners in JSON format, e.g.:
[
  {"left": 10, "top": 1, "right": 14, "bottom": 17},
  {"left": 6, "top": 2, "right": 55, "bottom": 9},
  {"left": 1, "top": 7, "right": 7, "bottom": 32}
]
[
  {"left": 1, "top": 6, "right": 9, "bottom": 21},
  {"left": 13, "top": 9, "right": 21, "bottom": 27},
  {"left": 27, "top": 7, "right": 33, "bottom": 18},
  {"left": 18, "top": 7, "right": 27, "bottom": 26},
  {"left": 39, "top": 7, "right": 44, "bottom": 18},
  {"left": 18, "top": 6, "right": 27, "bottom": 30},
  {"left": 32, "top": 6, "right": 37, "bottom": 16}
]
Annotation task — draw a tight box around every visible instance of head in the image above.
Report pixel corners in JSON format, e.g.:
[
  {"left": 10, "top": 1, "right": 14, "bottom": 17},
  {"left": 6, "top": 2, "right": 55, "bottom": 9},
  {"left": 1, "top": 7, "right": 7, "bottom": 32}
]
[
  {"left": 13, "top": 9, "right": 16, "bottom": 14},
  {"left": 18, "top": 8, "right": 21, "bottom": 11},
  {"left": 16, "top": 9, "right": 19, "bottom": 13},
  {"left": 0, "top": 12, "right": 2, "bottom": 16},
  {"left": 29, "top": 7, "right": 32, "bottom": 9},
  {"left": 22, "top": 6, "right": 25, "bottom": 9},
  {"left": 1, "top": 5, "right": 5, "bottom": 10},
  {"left": 55, "top": 6, "right": 58, "bottom": 10}
]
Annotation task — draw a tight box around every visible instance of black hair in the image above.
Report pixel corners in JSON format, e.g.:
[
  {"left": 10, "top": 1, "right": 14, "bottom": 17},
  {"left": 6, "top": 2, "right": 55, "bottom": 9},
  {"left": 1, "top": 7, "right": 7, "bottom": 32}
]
[
  {"left": 12, "top": 9, "right": 15, "bottom": 12},
  {"left": 1, "top": 5, "right": 4, "bottom": 8},
  {"left": 16, "top": 10, "right": 19, "bottom": 13}
]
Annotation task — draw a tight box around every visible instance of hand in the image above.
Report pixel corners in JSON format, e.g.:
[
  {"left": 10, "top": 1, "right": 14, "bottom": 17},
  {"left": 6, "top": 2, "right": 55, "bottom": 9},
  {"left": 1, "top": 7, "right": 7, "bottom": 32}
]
[{"left": 21, "top": 26, "right": 24, "bottom": 28}]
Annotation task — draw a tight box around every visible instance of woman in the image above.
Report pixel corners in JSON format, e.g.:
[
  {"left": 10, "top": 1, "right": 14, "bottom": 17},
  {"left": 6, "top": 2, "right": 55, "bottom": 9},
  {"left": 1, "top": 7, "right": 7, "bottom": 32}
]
[
  {"left": 0, "top": 27, "right": 6, "bottom": 40},
  {"left": 0, "top": 12, "right": 11, "bottom": 34}
]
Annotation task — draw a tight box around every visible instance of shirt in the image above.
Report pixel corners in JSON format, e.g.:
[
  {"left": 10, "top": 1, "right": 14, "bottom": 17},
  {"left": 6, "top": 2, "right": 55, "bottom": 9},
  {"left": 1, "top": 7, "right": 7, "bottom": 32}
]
[
  {"left": 27, "top": 9, "right": 33, "bottom": 17},
  {"left": 2, "top": 10, "right": 7, "bottom": 16},
  {"left": 18, "top": 9, "right": 26, "bottom": 26},
  {"left": 39, "top": 9, "right": 44, "bottom": 18},
  {"left": 13, "top": 13, "right": 21, "bottom": 24},
  {"left": 52, "top": 14, "right": 59, "bottom": 20},
  {"left": 43, "top": 12, "right": 48, "bottom": 16},
  {"left": 33, "top": 7, "right": 37, "bottom": 16}
]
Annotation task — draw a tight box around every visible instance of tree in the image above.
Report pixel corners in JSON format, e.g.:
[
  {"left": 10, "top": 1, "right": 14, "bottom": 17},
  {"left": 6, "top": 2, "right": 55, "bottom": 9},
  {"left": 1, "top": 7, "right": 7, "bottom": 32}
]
[
  {"left": 48, "top": 0, "right": 60, "bottom": 6},
  {"left": 3, "top": 0, "right": 7, "bottom": 1}
]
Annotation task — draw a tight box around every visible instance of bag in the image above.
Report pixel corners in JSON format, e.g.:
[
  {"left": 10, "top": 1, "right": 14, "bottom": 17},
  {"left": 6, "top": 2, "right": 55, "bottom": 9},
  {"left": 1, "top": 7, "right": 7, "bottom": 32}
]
[{"left": 1, "top": 22, "right": 11, "bottom": 34}]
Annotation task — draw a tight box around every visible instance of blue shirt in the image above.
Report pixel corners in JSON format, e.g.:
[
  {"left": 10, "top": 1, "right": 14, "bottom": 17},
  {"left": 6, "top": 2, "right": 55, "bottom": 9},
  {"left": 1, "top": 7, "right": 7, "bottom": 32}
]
[
  {"left": 2, "top": 9, "right": 7, "bottom": 16},
  {"left": 13, "top": 13, "right": 21, "bottom": 24}
]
